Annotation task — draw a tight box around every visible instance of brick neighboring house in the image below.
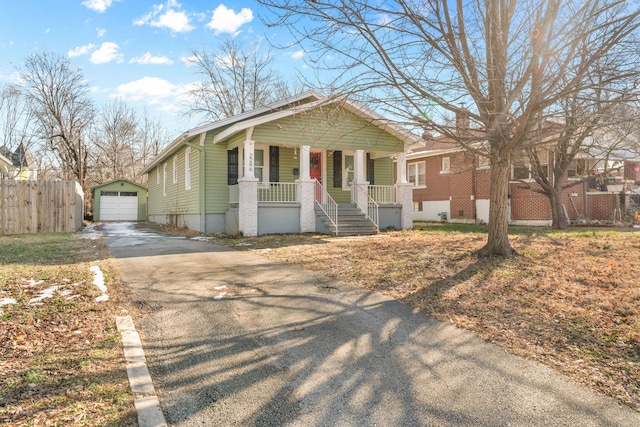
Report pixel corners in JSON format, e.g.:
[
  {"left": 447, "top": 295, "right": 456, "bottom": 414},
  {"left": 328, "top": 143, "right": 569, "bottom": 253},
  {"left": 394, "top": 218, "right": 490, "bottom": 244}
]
[{"left": 402, "top": 128, "right": 640, "bottom": 225}]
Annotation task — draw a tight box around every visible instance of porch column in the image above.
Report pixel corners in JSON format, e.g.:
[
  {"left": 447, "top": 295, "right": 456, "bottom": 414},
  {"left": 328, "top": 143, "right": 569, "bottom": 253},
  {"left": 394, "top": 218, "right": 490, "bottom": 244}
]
[
  {"left": 298, "top": 145, "right": 315, "bottom": 233},
  {"left": 396, "top": 151, "right": 413, "bottom": 229},
  {"left": 353, "top": 149, "right": 369, "bottom": 213},
  {"left": 239, "top": 139, "right": 258, "bottom": 236},
  {"left": 397, "top": 152, "right": 408, "bottom": 184},
  {"left": 300, "top": 145, "right": 311, "bottom": 180}
]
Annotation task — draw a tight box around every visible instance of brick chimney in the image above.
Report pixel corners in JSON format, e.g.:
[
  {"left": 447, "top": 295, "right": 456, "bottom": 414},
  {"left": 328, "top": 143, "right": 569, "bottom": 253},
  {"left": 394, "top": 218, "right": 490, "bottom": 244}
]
[{"left": 456, "top": 110, "right": 470, "bottom": 131}]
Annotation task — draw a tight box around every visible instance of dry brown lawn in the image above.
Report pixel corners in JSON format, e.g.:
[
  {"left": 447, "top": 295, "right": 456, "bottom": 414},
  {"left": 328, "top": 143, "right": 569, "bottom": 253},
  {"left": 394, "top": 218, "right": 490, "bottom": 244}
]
[
  {"left": 209, "top": 223, "right": 640, "bottom": 412},
  {"left": 0, "top": 233, "right": 137, "bottom": 426}
]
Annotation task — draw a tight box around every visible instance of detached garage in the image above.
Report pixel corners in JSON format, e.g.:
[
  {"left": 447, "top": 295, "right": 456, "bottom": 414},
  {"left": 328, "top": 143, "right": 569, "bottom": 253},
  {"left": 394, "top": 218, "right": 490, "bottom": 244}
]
[{"left": 92, "top": 179, "right": 147, "bottom": 221}]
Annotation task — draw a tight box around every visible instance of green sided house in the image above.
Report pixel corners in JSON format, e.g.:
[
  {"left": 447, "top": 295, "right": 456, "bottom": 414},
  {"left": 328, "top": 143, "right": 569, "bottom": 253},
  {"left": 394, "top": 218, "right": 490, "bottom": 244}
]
[
  {"left": 142, "top": 92, "right": 422, "bottom": 236},
  {"left": 92, "top": 179, "right": 148, "bottom": 221}
]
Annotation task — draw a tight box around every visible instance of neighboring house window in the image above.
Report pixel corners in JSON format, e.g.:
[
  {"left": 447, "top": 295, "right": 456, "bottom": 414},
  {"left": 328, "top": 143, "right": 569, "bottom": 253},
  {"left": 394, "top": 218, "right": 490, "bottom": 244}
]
[
  {"left": 408, "top": 161, "right": 426, "bottom": 187},
  {"left": 185, "top": 148, "right": 192, "bottom": 190},
  {"left": 477, "top": 155, "right": 490, "bottom": 169},
  {"left": 568, "top": 159, "right": 588, "bottom": 178},
  {"left": 172, "top": 155, "right": 178, "bottom": 184},
  {"left": 414, "top": 201, "right": 423, "bottom": 212},
  {"left": 512, "top": 150, "right": 549, "bottom": 180},
  {"left": 163, "top": 163, "right": 167, "bottom": 196},
  {"left": 441, "top": 157, "right": 451, "bottom": 173}
]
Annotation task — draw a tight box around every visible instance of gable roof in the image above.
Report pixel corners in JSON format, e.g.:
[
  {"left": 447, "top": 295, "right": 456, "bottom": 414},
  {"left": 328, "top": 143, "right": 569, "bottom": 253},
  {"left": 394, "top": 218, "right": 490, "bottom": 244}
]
[
  {"left": 212, "top": 94, "right": 423, "bottom": 147},
  {"left": 0, "top": 144, "right": 36, "bottom": 168},
  {"left": 91, "top": 178, "right": 148, "bottom": 191},
  {"left": 142, "top": 91, "right": 423, "bottom": 174},
  {"left": 142, "top": 91, "right": 324, "bottom": 174}
]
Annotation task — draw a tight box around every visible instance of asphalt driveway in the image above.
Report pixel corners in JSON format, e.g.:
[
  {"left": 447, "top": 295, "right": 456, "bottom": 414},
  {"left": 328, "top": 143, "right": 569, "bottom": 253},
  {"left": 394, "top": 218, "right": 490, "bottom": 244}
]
[{"left": 103, "top": 222, "right": 639, "bottom": 426}]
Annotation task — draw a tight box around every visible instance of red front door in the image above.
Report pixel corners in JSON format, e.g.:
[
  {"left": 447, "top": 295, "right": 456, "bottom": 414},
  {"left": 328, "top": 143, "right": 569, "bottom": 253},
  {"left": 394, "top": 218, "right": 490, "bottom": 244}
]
[
  {"left": 310, "top": 152, "right": 322, "bottom": 182},
  {"left": 310, "top": 152, "right": 322, "bottom": 203}
]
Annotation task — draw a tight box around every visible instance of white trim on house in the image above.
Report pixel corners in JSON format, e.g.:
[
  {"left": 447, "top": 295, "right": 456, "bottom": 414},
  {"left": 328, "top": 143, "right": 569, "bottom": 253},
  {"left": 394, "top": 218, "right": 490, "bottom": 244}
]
[
  {"left": 185, "top": 147, "right": 192, "bottom": 190},
  {"left": 141, "top": 91, "right": 325, "bottom": 175},
  {"left": 212, "top": 95, "right": 423, "bottom": 147}
]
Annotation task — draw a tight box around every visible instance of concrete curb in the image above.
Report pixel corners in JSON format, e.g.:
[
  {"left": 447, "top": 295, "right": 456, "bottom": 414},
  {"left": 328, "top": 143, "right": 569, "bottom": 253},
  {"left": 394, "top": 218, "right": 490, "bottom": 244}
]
[{"left": 116, "top": 315, "right": 167, "bottom": 427}]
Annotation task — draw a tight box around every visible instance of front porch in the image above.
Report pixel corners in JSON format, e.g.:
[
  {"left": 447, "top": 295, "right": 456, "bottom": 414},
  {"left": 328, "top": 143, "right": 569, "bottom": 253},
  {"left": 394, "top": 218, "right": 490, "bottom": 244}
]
[{"left": 229, "top": 144, "right": 414, "bottom": 236}]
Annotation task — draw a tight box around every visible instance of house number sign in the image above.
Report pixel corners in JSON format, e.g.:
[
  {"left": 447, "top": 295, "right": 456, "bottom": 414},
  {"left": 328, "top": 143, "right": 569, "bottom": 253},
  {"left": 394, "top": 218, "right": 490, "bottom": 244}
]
[{"left": 248, "top": 152, "right": 253, "bottom": 173}]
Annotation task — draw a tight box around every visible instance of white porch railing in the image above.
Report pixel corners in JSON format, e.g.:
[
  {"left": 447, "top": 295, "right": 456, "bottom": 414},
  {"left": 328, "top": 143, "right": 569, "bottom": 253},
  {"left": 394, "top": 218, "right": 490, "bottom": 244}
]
[
  {"left": 368, "top": 185, "right": 396, "bottom": 204},
  {"left": 352, "top": 183, "right": 379, "bottom": 231},
  {"left": 258, "top": 182, "right": 299, "bottom": 202},
  {"left": 315, "top": 179, "right": 339, "bottom": 235},
  {"left": 229, "top": 184, "right": 239, "bottom": 204}
]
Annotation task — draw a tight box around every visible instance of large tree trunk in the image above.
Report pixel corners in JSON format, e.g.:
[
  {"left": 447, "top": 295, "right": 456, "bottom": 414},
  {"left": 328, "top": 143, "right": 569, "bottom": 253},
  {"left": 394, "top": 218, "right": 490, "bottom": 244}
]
[
  {"left": 549, "top": 183, "right": 568, "bottom": 229},
  {"left": 478, "top": 158, "right": 514, "bottom": 258}
]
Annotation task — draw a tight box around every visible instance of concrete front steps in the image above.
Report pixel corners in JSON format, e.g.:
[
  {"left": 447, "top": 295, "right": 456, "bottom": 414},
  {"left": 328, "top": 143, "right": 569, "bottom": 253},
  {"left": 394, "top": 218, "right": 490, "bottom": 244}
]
[{"left": 315, "top": 204, "right": 378, "bottom": 236}]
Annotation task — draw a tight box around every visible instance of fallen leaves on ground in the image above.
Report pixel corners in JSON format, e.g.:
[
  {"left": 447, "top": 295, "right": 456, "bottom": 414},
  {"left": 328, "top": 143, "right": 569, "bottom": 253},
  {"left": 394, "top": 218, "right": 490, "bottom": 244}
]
[
  {"left": 0, "top": 234, "right": 137, "bottom": 427},
  {"left": 210, "top": 225, "right": 640, "bottom": 412}
]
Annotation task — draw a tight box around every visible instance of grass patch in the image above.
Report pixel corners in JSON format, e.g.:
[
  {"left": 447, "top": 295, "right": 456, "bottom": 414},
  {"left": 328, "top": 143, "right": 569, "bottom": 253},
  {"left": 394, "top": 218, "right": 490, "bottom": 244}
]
[
  {"left": 0, "top": 232, "right": 137, "bottom": 426},
  {"left": 209, "top": 223, "right": 640, "bottom": 412}
]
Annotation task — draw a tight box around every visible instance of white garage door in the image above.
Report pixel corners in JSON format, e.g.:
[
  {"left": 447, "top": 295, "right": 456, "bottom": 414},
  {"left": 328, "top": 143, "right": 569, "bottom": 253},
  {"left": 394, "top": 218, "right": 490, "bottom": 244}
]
[{"left": 100, "top": 191, "right": 139, "bottom": 221}]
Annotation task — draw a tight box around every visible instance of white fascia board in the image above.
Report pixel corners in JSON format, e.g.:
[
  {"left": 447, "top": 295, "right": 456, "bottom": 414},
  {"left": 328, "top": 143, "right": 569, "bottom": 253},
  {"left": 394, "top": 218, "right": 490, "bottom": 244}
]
[
  {"left": 213, "top": 108, "right": 302, "bottom": 144},
  {"left": 141, "top": 91, "right": 325, "bottom": 174},
  {"left": 141, "top": 133, "right": 187, "bottom": 174},
  {"left": 213, "top": 95, "right": 423, "bottom": 148},
  {"left": 406, "top": 146, "right": 466, "bottom": 159},
  {"left": 187, "top": 90, "right": 324, "bottom": 138}
]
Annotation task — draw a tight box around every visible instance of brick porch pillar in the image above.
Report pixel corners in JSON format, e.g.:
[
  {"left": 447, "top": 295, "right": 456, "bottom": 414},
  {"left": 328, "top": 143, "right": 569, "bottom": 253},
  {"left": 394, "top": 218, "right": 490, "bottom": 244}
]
[{"left": 298, "top": 145, "right": 316, "bottom": 233}]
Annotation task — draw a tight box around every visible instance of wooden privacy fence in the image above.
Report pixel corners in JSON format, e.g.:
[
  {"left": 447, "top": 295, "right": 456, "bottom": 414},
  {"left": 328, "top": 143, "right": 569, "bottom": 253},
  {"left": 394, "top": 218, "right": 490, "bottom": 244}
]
[{"left": 0, "top": 180, "right": 84, "bottom": 235}]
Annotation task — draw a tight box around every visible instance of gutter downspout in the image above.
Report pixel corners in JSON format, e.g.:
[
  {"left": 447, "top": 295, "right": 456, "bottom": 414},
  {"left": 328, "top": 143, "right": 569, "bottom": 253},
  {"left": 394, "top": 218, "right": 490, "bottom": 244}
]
[{"left": 185, "top": 133, "right": 206, "bottom": 232}]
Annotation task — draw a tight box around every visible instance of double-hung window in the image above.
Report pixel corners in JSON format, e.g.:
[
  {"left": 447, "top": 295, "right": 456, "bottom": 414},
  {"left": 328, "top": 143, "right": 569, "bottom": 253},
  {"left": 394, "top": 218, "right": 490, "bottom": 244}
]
[{"left": 408, "top": 161, "right": 426, "bottom": 187}]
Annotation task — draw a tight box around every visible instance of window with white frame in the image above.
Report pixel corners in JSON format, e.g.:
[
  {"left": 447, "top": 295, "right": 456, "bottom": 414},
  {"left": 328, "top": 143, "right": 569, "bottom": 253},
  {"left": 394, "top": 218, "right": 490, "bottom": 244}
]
[
  {"left": 163, "top": 163, "right": 167, "bottom": 196},
  {"left": 408, "top": 161, "right": 426, "bottom": 187},
  {"left": 242, "top": 147, "right": 268, "bottom": 183},
  {"left": 343, "top": 153, "right": 355, "bottom": 189},
  {"left": 172, "top": 155, "right": 178, "bottom": 184},
  {"left": 441, "top": 156, "right": 450, "bottom": 173},
  {"left": 185, "top": 148, "right": 192, "bottom": 190}
]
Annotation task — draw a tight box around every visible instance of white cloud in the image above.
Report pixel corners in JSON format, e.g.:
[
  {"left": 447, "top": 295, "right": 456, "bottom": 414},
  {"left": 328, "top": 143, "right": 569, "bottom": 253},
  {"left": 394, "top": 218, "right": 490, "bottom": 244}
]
[
  {"left": 134, "top": 1, "right": 194, "bottom": 33},
  {"left": 90, "top": 42, "right": 123, "bottom": 64},
  {"left": 291, "top": 50, "right": 305, "bottom": 60},
  {"left": 207, "top": 4, "right": 253, "bottom": 34},
  {"left": 114, "top": 76, "right": 181, "bottom": 102},
  {"left": 68, "top": 43, "right": 95, "bottom": 58},
  {"left": 130, "top": 52, "right": 174, "bottom": 65},
  {"left": 82, "top": 0, "right": 114, "bottom": 13},
  {"left": 97, "top": 28, "right": 106, "bottom": 37}
]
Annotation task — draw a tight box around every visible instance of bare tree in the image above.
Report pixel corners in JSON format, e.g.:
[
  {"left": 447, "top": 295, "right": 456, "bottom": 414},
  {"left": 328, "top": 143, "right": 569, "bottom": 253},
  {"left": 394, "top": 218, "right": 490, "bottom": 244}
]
[
  {"left": 259, "top": 0, "right": 640, "bottom": 257},
  {"left": 186, "top": 38, "right": 293, "bottom": 121},
  {"left": 90, "top": 99, "right": 139, "bottom": 183},
  {"left": 139, "top": 108, "right": 170, "bottom": 174},
  {"left": 18, "top": 52, "right": 95, "bottom": 189},
  {"left": 0, "top": 83, "right": 37, "bottom": 178}
]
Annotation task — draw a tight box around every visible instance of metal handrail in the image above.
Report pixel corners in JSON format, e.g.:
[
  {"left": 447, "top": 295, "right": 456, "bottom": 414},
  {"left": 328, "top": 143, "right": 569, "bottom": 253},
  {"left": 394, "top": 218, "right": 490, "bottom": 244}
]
[
  {"left": 315, "top": 179, "right": 338, "bottom": 235},
  {"left": 352, "top": 182, "right": 379, "bottom": 231}
]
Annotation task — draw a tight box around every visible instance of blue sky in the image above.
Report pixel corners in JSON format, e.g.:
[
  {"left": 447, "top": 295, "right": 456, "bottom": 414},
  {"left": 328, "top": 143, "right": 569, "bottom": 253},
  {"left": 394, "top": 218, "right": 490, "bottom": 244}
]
[{"left": 0, "top": 1, "right": 308, "bottom": 135}]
